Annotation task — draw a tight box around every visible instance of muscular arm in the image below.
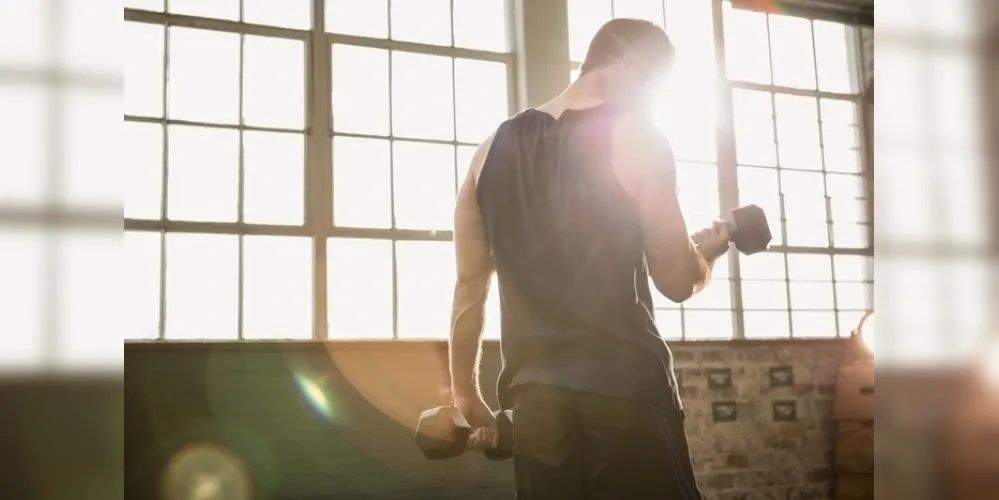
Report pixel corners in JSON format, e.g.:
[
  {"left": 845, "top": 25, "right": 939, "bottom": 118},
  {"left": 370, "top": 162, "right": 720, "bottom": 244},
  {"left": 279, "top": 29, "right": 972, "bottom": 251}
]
[
  {"left": 448, "top": 134, "right": 496, "bottom": 401},
  {"left": 610, "top": 112, "right": 715, "bottom": 303}
]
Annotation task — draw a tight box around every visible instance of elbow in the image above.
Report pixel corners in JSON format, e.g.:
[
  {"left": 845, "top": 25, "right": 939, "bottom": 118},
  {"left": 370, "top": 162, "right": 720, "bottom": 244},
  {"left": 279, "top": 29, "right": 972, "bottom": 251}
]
[
  {"left": 651, "top": 275, "right": 696, "bottom": 304},
  {"left": 650, "top": 264, "right": 708, "bottom": 304}
]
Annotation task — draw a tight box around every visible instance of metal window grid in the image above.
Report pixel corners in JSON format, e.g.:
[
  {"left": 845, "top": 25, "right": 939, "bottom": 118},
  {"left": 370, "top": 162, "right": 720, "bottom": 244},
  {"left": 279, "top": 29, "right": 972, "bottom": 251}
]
[
  {"left": 124, "top": 0, "right": 516, "bottom": 341},
  {"left": 568, "top": 0, "right": 874, "bottom": 340},
  {"left": 123, "top": 0, "right": 873, "bottom": 342}
]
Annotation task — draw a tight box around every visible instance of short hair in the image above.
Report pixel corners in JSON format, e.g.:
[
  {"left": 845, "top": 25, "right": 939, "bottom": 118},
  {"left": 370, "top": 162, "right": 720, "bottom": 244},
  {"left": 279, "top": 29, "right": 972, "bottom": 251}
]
[{"left": 579, "top": 18, "right": 675, "bottom": 76}]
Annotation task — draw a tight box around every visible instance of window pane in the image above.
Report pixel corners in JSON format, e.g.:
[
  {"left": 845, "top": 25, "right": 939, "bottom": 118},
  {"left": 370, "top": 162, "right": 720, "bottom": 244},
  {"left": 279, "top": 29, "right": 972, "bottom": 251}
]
[
  {"left": 744, "top": 311, "right": 790, "bottom": 339},
  {"left": 164, "top": 233, "right": 239, "bottom": 339},
  {"left": 243, "top": 236, "right": 312, "bottom": 339},
  {"left": 396, "top": 241, "right": 455, "bottom": 339},
  {"left": 124, "top": 121, "right": 163, "bottom": 220},
  {"left": 168, "top": 0, "right": 238, "bottom": 20},
  {"left": 676, "top": 162, "right": 719, "bottom": 216},
  {"left": 739, "top": 252, "right": 785, "bottom": 280},
  {"left": 453, "top": 0, "right": 510, "bottom": 52},
  {"left": 392, "top": 52, "right": 454, "bottom": 141},
  {"left": 244, "top": 0, "right": 311, "bottom": 29},
  {"left": 833, "top": 255, "right": 871, "bottom": 282},
  {"left": 824, "top": 148, "right": 862, "bottom": 174},
  {"left": 654, "top": 309, "right": 683, "bottom": 339},
  {"left": 454, "top": 58, "right": 509, "bottom": 144},
  {"left": 390, "top": 0, "right": 451, "bottom": 46},
  {"left": 327, "top": 0, "right": 388, "bottom": 38},
  {"left": 784, "top": 220, "right": 829, "bottom": 247},
  {"left": 0, "top": 85, "right": 46, "bottom": 206},
  {"left": 168, "top": 27, "right": 240, "bottom": 124},
  {"left": 835, "top": 282, "right": 869, "bottom": 311},
  {"left": 713, "top": 252, "right": 731, "bottom": 279},
  {"left": 658, "top": 80, "right": 717, "bottom": 162},
  {"left": 826, "top": 173, "right": 864, "bottom": 200},
  {"left": 723, "top": 2, "right": 770, "bottom": 84},
  {"left": 781, "top": 169, "right": 825, "bottom": 196},
  {"left": 741, "top": 281, "right": 788, "bottom": 310},
  {"left": 332, "top": 45, "right": 390, "bottom": 136},
  {"left": 684, "top": 279, "right": 731, "bottom": 309},
  {"left": 664, "top": 0, "right": 715, "bottom": 78},
  {"left": 736, "top": 167, "right": 783, "bottom": 245},
  {"left": 125, "top": 231, "right": 161, "bottom": 340},
  {"left": 832, "top": 223, "right": 868, "bottom": 248},
  {"left": 167, "top": 126, "right": 239, "bottom": 222},
  {"left": 0, "top": 228, "right": 44, "bottom": 366},
  {"left": 683, "top": 311, "right": 733, "bottom": 340},
  {"left": 791, "top": 311, "right": 837, "bottom": 338},
  {"left": 124, "top": 22, "right": 163, "bottom": 118},
  {"left": 829, "top": 196, "right": 867, "bottom": 225},
  {"left": 822, "top": 124, "right": 859, "bottom": 150},
  {"left": 788, "top": 281, "right": 834, "bottom": 310},
  {"left": 333, "top": 137, "right": 392, "bottom": 228},
  {"left": 482, "top": 278, "right": 502, "bottom": 340},
  {"left": 820, "top": 99, "right": 858, "bottom": 126},
  {"left": 328, "top": 238, "right": 393, "bottom": 339},
  {"left": 125, "top": 0, "right": 163, "bottom": 11},
  {"left": 567, "top": 0, "right": 612, "bottom": 62},
  {"left": 243, "top": 131, "right": 304, "bottom": 225},
  {"left": 813, "top": 21, "right": 857, "bottom": 94},
  {"left": 393, "top": 141, "right": 456, "bottom": 231},
  {"left": 615, "top": 0, "right": 665, "bottom": 26},
  {"left": 732, "top": 90, "right": 776, "bottom": 167},
  {"left": 786, "top": 254, "right": 832, "bottom": 281},
  {"left": 243, "top": 36, "right": 305, "bottom": 129},
  {"left": 768, "top": 14, "right": 816, "bottom": 90}
]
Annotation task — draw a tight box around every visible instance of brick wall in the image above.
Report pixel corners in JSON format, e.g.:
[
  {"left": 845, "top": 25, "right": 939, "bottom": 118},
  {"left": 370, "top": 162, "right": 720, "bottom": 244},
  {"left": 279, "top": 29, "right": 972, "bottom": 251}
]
[{"left": 125, "top": 339, "right": 846, "bottom": 500}]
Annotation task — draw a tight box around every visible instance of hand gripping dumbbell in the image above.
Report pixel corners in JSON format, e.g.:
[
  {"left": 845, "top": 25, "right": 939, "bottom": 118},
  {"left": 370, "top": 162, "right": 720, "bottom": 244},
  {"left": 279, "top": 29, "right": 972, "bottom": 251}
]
[
  {"left": 415, "top": 406, "right": 514, "bottom": 460},
  {"left": 713, "top": 204, "right": 772, "bottom": 255}
]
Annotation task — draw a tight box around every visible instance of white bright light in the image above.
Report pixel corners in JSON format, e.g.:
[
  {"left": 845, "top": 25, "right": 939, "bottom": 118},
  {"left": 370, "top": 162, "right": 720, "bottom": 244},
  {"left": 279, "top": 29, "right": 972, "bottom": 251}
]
[
  {"left": 860, "top": 311, "right": 875, "bottom": 354},
  {"left": 984, "top": 342, "right": 999, "bottom": 385}
]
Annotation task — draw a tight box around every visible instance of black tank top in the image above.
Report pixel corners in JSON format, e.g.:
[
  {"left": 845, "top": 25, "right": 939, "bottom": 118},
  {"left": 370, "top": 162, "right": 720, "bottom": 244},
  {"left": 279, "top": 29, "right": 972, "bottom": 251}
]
[{"left": 477, "top": 104, "right": 681, "bottom": 411}]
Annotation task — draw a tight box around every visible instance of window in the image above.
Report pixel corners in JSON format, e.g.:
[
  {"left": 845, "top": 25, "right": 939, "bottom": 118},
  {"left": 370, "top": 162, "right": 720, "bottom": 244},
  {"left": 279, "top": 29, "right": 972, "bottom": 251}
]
[
  {"left": 724, "top": 2, "right": 871, "bottom": 338},
  {"left": 567, "top": 0, "right": 872, "bottom": 339},
  {"left": 124, "top": 0, "right": 513, "bottom": 340},
  {"left": 124, "top": 0, "right": 870, "bottom": 343}
]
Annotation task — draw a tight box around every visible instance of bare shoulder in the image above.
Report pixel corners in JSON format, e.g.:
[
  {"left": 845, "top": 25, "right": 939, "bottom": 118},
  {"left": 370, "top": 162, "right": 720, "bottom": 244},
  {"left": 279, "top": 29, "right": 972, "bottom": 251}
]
[{"left": 468, "top": 130, "right": 498, "bottom": 187}]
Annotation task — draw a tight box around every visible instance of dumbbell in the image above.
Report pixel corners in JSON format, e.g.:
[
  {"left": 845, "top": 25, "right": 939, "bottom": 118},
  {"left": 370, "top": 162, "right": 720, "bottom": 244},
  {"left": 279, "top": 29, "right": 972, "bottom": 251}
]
[
  {"left": 701, "top": 204, "right": 771, "bottom": 255},
  {"left": 415, "top": 406, "right": 514, "bottom": 460}
]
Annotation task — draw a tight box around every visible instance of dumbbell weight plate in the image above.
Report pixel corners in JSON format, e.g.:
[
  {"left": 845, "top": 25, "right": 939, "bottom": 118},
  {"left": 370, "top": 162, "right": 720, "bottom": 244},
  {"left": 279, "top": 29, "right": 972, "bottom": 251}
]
[
  {"left": 730, "top": 204, "right": 772, "bottom": 255},
  {"left": 415, "top": 406, "right": 471, "bottom": 460}
]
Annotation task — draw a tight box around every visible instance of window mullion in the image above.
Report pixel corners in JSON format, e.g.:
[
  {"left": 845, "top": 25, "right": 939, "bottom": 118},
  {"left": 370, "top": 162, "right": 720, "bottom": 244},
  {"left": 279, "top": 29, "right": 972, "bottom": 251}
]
[
  {"left": 308, "top": 0, "right": 332, "bottom": 341},
  {"left": 711, "top": 0, "right": 745, "bottom": 339}
]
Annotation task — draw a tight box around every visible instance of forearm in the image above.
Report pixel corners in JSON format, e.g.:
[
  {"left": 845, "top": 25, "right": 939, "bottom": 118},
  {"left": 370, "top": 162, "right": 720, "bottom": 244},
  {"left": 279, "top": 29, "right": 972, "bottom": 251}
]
[{"left": 448, "top": 276, "right": 490, "bottom": 399}]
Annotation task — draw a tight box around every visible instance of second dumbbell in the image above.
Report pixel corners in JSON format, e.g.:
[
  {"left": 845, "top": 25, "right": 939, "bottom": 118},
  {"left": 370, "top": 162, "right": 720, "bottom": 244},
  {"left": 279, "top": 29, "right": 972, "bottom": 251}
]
[{"left": 415, "top": 406, "right": 514, "bottom": 460}]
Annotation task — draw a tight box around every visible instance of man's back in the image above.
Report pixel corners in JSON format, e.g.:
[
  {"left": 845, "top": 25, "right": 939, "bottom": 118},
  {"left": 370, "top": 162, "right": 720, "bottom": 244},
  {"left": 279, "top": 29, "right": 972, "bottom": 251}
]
[{"left": 475, "top": 104, "right": 680, "bottom": 411}]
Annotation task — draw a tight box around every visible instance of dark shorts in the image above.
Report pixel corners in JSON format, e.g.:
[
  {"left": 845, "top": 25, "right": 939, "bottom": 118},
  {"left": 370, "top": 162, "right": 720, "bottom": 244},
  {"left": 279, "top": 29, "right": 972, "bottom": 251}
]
[{"left": 511, "top": 384, "right": 703, "bottom": 500}]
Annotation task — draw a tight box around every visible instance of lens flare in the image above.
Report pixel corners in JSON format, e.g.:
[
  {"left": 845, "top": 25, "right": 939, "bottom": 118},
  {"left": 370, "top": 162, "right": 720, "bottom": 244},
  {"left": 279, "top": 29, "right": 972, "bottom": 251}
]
[
  {"left": 160, "top": 443, "right": 251, "bottom": 500},
  {"left": 292, "top": 369, "right": 340, "bottom": 423}
]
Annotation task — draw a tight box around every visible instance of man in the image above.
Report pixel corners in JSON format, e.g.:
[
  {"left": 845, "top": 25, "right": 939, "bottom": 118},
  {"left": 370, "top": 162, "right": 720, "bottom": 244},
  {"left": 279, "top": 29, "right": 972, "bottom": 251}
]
[{"left": 447, "top": 18, "right": 730, "bottom": 499}]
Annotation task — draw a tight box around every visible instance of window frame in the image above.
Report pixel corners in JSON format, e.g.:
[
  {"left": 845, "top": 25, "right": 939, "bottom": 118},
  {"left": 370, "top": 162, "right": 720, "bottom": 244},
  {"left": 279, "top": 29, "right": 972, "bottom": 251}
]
[
  {"left": 123, "top": 0, "right": 517, "bottom": 341},
  {"left": 567, "top": 0, "right": 874, "bottom": 340},
  {"left": 123, "top": 0, "right": 873, "bottom": 343}
]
